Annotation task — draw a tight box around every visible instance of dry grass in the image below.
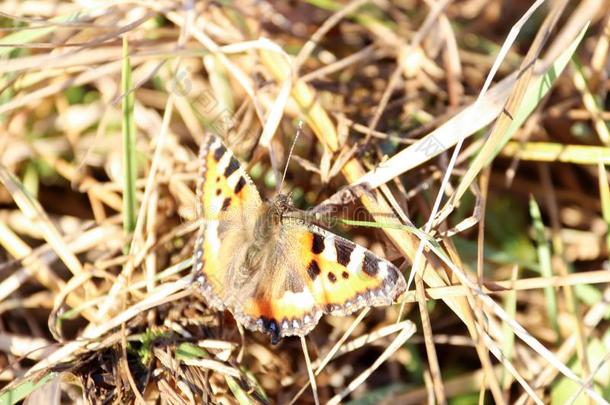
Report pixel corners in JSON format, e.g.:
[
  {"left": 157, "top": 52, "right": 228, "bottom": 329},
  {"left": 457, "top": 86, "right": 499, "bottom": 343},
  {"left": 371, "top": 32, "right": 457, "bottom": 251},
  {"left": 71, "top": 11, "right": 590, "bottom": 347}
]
[{"left": 0, "top": 1, "right": 610, "bottom": 404}]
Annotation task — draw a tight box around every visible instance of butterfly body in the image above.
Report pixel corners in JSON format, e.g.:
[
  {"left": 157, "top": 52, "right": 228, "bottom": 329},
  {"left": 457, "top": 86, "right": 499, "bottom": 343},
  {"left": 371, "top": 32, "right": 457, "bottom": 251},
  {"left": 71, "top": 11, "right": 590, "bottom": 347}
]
[{"left": 193, "top": 134, "right": 406, "bottom": 344}]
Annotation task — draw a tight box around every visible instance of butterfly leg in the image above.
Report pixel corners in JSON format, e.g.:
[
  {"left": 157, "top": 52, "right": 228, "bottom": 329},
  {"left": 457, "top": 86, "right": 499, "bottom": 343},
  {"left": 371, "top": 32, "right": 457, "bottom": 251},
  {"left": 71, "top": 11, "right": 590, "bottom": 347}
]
[{"left": 312, "top": 183, "right": 374, "bottom": 215}]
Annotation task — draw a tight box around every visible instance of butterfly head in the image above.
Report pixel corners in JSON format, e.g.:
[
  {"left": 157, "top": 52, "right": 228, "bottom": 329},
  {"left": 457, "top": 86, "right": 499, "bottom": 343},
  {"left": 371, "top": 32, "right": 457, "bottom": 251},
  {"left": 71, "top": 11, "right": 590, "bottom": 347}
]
[{"left": 272, "top": 193, "right": 292, "bottom": 213}]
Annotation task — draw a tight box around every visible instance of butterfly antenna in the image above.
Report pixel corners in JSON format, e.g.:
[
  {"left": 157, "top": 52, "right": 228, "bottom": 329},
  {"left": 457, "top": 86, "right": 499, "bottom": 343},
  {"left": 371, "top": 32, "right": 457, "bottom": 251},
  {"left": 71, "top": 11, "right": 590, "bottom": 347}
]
[{"left": 279, "top": 120, "right": 303, "bottom": 193}]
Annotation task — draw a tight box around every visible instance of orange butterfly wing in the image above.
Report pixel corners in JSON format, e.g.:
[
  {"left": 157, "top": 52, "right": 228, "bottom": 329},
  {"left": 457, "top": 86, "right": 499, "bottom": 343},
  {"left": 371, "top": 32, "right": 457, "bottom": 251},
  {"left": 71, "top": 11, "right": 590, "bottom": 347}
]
[
  {"left": 235, "top": 225, "right": 406, "bottom": 343},
  {"left": 193, "top": 135, "right": 262, "bottom": 310}
]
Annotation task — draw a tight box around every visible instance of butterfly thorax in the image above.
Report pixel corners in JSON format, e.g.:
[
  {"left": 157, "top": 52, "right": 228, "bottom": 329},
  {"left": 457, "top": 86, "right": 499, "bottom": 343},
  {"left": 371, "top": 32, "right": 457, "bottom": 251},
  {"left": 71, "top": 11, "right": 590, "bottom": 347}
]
[
  {"left": 252, "top": 195, "right": 288, "bottom": 238},
  {"left": 242, "top": 194, "right": 292, "bottom": 275}
]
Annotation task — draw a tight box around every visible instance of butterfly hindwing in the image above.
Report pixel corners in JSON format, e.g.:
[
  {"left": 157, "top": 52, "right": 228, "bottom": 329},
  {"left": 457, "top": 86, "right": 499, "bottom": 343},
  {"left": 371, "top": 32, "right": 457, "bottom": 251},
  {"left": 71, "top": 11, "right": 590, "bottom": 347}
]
[
  {"left": 235, "top": 289, "right": 323, "bottom": 344},
  {"left": 232, "top": 223, "right": 406, "bottom": 343},
  {"left": 300, "top": 226, "right": 406, "bottom": 316}
]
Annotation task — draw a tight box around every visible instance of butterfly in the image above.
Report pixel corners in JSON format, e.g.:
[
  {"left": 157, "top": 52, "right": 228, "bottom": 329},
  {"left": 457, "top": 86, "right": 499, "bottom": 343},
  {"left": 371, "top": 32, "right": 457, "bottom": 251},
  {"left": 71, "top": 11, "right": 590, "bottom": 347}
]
[{"left": 192, "top": 134, "right": 407, "bottom": 344}]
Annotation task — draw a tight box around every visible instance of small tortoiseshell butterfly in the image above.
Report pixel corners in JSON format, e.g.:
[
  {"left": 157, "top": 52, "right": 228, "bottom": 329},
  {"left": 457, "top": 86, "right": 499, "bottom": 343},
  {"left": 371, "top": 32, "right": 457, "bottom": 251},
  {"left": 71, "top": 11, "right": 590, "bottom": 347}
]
[{"left": 192, "top": 134, "right": 406, "bottom": 344}]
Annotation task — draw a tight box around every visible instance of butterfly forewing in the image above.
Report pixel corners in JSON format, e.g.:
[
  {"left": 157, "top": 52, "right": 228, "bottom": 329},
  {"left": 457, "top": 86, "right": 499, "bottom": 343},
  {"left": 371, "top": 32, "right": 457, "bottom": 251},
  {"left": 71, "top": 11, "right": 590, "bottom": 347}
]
[
  {"left": 196, "top": 135, "right": 261, "bottom": 220},
  {"left": 193, "top": 135, "right": 262, "bottom": 310}
]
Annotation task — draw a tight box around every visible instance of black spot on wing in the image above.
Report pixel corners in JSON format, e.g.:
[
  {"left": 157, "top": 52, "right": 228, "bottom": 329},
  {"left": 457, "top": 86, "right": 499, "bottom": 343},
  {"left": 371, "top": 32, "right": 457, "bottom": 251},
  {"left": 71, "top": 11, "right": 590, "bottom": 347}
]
[
  {"left": 342, "top": 271, "right": 349, "bottom": 279},
  {"left": 335, "top": 239, "right": 355, "bottom": 267},
  {"left": 328, "top": 272, "right": 337, "bottom": 283},
  {"left": 362, "top": 251, "right": 380, "bottom": 277},
  {"left": 221, "top": 197, "right": 231, "bottom": 211},
  {"left": 235, "top": 176, "right": 246, "bottom": 194},
  {"left": 312, "top": 234, "right": 324, "bottom": 255},
  {"left": 213, "top": 146, "right": 225, "bottom": 162},
  {"left": 307, "top": 260, "right": 321, "bottom": 280},
  {"left": 224, "top": 156, "right": 240, "bottom": 178}
]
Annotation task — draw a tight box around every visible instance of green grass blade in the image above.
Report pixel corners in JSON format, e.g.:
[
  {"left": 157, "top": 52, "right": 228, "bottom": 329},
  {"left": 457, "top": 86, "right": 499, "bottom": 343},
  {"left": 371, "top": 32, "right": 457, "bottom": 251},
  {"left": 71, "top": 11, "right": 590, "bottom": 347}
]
[
  {"left": 176, "top": 342, "right": 208, "bottom": 359},
  {"left": 599, "top": 163, "right": 610, "bottom": 255},
  {"left": 0, "top": 372, "right": 58, "bottom": 405},
  {"left": 501, "top": 141, "right": 610, "bottom": 164},
  {"left": 450, "top": 24, "right": 588, "bottom": 204},
  {"left": 338, "top": 218, "right": 452, "bottom": 265},
  {"left": 501, "top": 267, "right": 518, "bottom": 389},
  {"left": 304, "top": 0, "right": 394, "bottom": 31},
  {"left": 122, "top": 36, "right": 137, "bottom": 234},
  {"left": 0, "top": 13, "right": 82, "bottom": 58},
  {"left": 0, "top": 13, "right": 80, "bottom": 122},
  {"left": 529, "top": 196, "right": 559, "bottom": 341},
  {"left": 572, "top": 56, "right": 610, "bottom": 145},
  {"left": 225, "top": 376, "right": 253, "bottom": 405},
  {"left": 551, "top": 336, "right": 609, "bottom": 404}
]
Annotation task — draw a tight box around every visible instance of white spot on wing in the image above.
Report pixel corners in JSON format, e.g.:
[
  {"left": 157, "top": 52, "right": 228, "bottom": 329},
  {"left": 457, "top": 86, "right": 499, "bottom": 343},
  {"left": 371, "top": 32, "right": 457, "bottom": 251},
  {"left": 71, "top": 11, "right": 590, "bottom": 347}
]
[
  {"left": 210, "top": 197, "right": 223, "bottom": 214},
  {"left": 216, "top": 149, "right": 232, "bottom": 176},
  {"left": 226, "top": 169, "right": 243, "bottom": 189},
  {"left": 378, "top": 261, "right": 389, "bottom": 279},
  {"left": 347, "top": 245, "right": 365, "bottom": 275},
  {"left": 205, "top": 220, "right": 221, "bottom": 252},
  {"left": 322, "top": 235, "right": 337, "bottom": 262},
  {"left": 281, "top": 290, "right": 315, "bottom": 307},
  {"left": 211, "top": 138, "right": 222, "bottom": 151}
]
